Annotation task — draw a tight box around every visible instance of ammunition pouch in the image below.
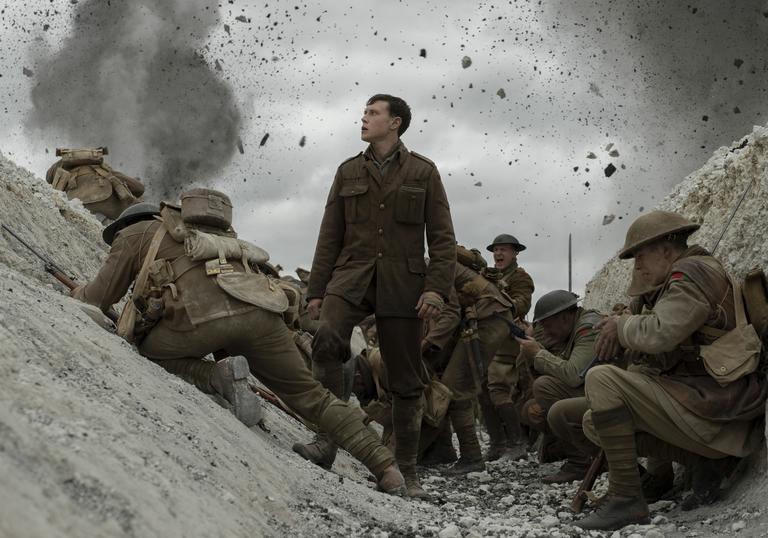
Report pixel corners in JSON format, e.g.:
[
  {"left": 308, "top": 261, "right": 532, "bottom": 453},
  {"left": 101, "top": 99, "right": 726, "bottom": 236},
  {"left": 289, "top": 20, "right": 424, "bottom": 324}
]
[
  {"left": 699, "top": 277, "right": 762, "bottom": 386},
  {"left": 423, "top": 378, "right": 453, "bottom": 427},
  {"left": 456, "top": 244, "right": 487, "bottom": 271}
]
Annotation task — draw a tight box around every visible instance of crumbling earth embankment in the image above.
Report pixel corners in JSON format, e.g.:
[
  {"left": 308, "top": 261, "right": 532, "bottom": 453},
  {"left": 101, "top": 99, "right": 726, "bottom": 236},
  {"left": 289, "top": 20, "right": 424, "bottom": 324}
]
[{"left": 3, "top": 140, "right": 768, "bottom": 537}]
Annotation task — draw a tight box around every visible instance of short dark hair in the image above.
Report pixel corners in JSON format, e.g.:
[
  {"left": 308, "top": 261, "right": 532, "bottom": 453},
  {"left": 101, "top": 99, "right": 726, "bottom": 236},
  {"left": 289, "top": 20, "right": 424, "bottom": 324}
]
[{"left": 367, "top": 94, "right": 411, "bottom": 136}]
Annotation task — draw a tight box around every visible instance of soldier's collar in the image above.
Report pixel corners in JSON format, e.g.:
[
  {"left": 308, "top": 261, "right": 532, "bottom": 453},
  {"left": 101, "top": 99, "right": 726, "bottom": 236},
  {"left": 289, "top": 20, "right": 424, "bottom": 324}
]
[{"left": 364, "top": 140, "right": 407, "bottom": 164}]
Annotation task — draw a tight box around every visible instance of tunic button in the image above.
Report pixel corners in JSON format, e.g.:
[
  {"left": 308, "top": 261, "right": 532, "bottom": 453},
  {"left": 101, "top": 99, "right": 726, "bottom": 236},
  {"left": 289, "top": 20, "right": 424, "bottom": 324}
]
[
  {"left": 377, "top": 252, "right": 383, "bottom": 258},
  {"left": 379, "top": 203, "right": 385, "bottom": 209}
]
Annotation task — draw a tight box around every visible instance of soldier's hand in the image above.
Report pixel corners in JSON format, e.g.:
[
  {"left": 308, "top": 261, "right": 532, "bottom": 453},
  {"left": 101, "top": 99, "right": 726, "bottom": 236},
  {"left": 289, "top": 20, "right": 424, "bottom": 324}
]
[
  {"left": 416, "top": 291, "right": 444, "bottom": 320},
  {"left": 594, "top": 315, "right": 621, "bottom": 361},
  {"left": 307, "top": 298, "right": 323, "bottom": 320},
  {"left": 515, "top": 335, "right": 540, "bottom": 360},
  {"left": 516, "top": 318, "right": 533, "bottom": 337}
]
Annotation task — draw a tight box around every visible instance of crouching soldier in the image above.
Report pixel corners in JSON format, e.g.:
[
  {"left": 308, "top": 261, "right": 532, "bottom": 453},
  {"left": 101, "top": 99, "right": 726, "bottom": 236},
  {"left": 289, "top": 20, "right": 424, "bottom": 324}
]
[
  {"left": 346, "top": 345, "right": 457, "bottom": 466},
  {"left": 577, "top": 211, "right": 767, "bottom": 530},
  {"left": 71, "top": 188, "right": 405, "bottom": 495},
  {"left": 46, "top": 147, "right": 145, "bottom": 221},
  {"left": 514, "top": 290, "right": 603, "bottom": 482}
]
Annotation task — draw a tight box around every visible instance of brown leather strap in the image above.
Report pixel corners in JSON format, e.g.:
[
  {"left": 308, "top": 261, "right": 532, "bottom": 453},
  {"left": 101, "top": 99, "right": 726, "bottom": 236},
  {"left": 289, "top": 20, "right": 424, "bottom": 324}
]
[
  {"left": 169, "top": 255, "right": 201, "bottom": 281},
  {"left": 134, "top": 226, "right": 168, "bottom": 300}
]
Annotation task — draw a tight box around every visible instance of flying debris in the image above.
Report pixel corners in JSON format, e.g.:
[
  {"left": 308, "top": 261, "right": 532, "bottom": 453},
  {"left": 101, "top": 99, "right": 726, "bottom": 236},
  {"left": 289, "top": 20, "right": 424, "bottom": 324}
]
[
  {"left": 586, "top": 152, "right": 597, "bottom": 159},
  {"left": 496, "top": 88, "right": 506, "bottom": 99},
  {"left": 236, "top": 137, "right": 244, "bottom": 154},
  {"left": 259, "top": 133, "right": 269, "bottom": 146},
  {"left": 609, "top": 149, "right": 619, "bottom": 157},
  {"left": 734, "top": 58, "right": 744, "bottom": 68},
  {"left": 461, "top": 56, "right": 472, "bottom": 69},
  {"left": 474, "top": 181, "right": 483, "bottom": 187},
  {"left": 604, "top": 163, "right": 617, "bottom": 177},
  {"left": 299, "top": 136, "right": 306, "bottom": 147},
  {"left": 420, "top": 48, "right": 427, "bottom": 58},
  {"left": 602, "top": 214, "right": 616, "bottom": 225},
  {"left": 22, "top": 67, "right": 33, "bottom": 77}
]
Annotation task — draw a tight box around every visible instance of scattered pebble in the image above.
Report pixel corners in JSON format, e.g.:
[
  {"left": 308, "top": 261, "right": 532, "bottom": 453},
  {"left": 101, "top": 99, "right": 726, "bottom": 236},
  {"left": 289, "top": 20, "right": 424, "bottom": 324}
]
[
  {"left": 439, "top": 523, "right": 462, "bottom": 538},
  {"left": 461, "top": 56, "right": 472, "bottom": 68},
  {"left": 732, "top": 520, "right": 746, "bottom": 531}
]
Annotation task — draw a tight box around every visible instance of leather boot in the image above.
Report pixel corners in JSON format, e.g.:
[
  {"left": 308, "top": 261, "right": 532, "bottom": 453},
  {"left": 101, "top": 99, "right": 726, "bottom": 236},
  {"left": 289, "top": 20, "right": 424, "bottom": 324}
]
[
  {"left": 392, "top": 396, "right": 429, "bottom": 499},
  {"left": 681, "top": 455, "right": 739, "bottom": 511},
  {"left": 210, "top": 357, "right": 263, "bottom": 427},
  {"left": 419, "top": 422, "right": 457, "bottom": 466},
  {"left": 445, "top": 399, "right": 485, "bottom": 475},
  {"left": 291, "top": 358, "right": 346, "bottom": 469},
  {"left": 496, "top": 402, "right": 528, "bottom": 461},
  {"left": 640, "top": 464, "right": 674, "bottom": 503},
  {"left": 542, "top": 459, "right": 590, "bottom": 484},
  {"left": 478, "top": 391, "right": 506, "bottom": 461},
  {"left": 291, "top": 432, "right": 337, "bottom": 470},
  {"left": 575, "top": 494, "right": 650, "bottom": 530},
  {"left": 312, "top": 400, "right": 405, "bottom": 495}
]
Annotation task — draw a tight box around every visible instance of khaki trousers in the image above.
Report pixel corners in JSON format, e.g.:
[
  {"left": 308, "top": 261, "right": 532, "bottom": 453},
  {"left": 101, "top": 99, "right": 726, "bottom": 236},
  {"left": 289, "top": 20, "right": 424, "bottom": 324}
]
[
  {"left": 441, "top": 314, "right": 511, "bottom": 401},
  {"left": 521, "top": 375, "right": 584, "bottom": 432},
  {"left": 140, "top": 308, "right": 339, "bottom": 426},
  {"left": 313, "top": 288, "right": 426, "bottom": 398},
  {"left": 583, "top": 365, "right": 734, "bottom": 460},
  {"left": 487, "top": 359, "right": 519, "bottom": 407},
  {"left": 547, "top": 396, "right": 599, "bottom": 462}
]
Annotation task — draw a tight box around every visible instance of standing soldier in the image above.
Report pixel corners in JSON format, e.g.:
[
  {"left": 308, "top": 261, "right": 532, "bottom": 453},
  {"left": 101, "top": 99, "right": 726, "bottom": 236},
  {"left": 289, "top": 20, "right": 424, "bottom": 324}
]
[
  {"left": 437, "top": 252, "right": 517, "bottom": 474},
  {"left": 71, "top": 189, "right": 405, "bottom": 495},
  {"left": 294, "top": 94, "right": 456, "bottom": 498},
  {"left": 484, "top": 234, "right": 534, "bottom": 460},
  {"left": 577, "top": 211, "right": 767, "bottom": 530},
  {"left": 514, "top": 290, "right": 603, "bottom": 482},
  {"left": 46, "top": 147, "right": 145, "bottom": 221}
]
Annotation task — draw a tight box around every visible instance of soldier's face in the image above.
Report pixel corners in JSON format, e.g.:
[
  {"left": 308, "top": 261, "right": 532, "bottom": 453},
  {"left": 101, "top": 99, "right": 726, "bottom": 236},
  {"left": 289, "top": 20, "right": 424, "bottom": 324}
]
[
  {"left": 361, "top": 101, "right": 399, "bottom": 142},
  {"left": 540, "top": 311, "right": 573, "bottom": 342},
  {"left": 493, "top": 244, "right": 518, "bottom": 269},
  {"left": 633, "top": 243, "right": 673, "bottom": 286}
]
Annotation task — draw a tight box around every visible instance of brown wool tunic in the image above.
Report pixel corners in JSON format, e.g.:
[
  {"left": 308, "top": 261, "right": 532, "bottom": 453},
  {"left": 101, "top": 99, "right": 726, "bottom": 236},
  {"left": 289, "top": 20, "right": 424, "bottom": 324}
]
[{"left": 307, "top": 141, "right": 456, "bottom": 317}]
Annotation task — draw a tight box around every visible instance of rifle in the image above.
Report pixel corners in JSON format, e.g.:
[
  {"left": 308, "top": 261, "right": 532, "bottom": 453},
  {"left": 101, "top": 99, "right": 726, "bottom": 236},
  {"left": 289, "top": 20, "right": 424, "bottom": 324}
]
[
  {"left": 461, "top": 306, "right": 486, "bottom": 383},
  {"left": 493, "top": 312, "right": 528, "bottom": 339},
  {"left": 245, "top": 375, "right": 315, "bottom": 429},
  {"left": 571, "top": 449, "right": 606, "bottom": 513},
  {"left": 1, "top": 223, "right": 118, "bottom": 323}
]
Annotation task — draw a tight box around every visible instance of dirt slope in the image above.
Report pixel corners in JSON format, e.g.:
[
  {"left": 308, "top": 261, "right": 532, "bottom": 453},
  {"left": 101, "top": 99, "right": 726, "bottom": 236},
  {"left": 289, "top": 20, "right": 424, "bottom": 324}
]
[
  {"left": 584, "top": 124, "right": 768, "bottom": 311},
  {"left": 0, "top": 154, "right": 432, "bottom": 538}
]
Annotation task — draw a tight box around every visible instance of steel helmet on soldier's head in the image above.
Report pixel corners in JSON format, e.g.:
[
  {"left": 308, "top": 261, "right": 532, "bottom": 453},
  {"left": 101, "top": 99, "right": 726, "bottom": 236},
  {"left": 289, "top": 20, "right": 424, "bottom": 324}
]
[
  {"left": 486, "top": 233, "right": 526, "bottom": 252},
  {"left": 533, "top": 290, "right": 580, "bottom": 323},
  {"left": 102, "top": 201, "right": 160, "bottom": 245},
  {"left": 618, "top": 211, "right": 699, "bottom": 260}
]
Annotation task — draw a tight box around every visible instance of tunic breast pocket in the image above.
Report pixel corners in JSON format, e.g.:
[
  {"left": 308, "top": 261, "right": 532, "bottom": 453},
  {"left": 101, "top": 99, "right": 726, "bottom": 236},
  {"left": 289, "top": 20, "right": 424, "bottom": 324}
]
[
  {"left": 339, "top": 179, "right": 370, "bottom": 223},
  {"left": 394, "top": 185, "right": 426, "bottom": 224}
]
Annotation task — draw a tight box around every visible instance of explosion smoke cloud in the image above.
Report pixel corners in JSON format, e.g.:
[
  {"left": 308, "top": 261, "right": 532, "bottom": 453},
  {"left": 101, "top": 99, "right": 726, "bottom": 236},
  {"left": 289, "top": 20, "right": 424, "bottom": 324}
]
[{"left": 26, "top": 0, "right": 241, "bottom": 198}]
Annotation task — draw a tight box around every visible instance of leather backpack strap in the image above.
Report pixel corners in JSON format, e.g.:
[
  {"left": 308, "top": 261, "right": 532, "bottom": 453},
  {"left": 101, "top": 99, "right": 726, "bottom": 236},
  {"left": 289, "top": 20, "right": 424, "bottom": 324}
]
[{"left": 133, "top": 225, "right": 168, "bottom": 299}]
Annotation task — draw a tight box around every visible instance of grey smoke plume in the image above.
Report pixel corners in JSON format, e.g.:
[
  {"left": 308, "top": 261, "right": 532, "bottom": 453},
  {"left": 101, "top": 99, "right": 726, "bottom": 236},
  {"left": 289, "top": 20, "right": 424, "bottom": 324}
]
[{"left": 27, "top": 0, "right": 241, "bottom": 197}]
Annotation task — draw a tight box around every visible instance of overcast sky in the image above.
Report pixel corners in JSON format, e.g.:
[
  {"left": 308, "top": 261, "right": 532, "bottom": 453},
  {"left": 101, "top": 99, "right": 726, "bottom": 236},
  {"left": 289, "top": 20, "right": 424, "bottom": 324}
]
[{"left": 1, "top": 1, "right": 768, "bottom": 309}]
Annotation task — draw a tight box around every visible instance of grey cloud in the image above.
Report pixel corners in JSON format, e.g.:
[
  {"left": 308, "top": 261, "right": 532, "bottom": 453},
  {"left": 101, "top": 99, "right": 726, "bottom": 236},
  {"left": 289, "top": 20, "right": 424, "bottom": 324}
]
[{"left": 26, "top": 0, "right": 241, "bottom": 198}]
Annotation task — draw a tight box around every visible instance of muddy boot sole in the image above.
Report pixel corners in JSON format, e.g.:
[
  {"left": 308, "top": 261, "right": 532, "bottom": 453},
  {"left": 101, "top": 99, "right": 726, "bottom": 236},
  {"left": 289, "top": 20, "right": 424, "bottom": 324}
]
[
  {"left": 214, "top": 357, "right": 263, "bottom": 427},
  {"left": 292, "top": 433, "right": 338, "bottom": 470},
  {"left": 377, "top": 465, "right": 406, "bottom": 496}
]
